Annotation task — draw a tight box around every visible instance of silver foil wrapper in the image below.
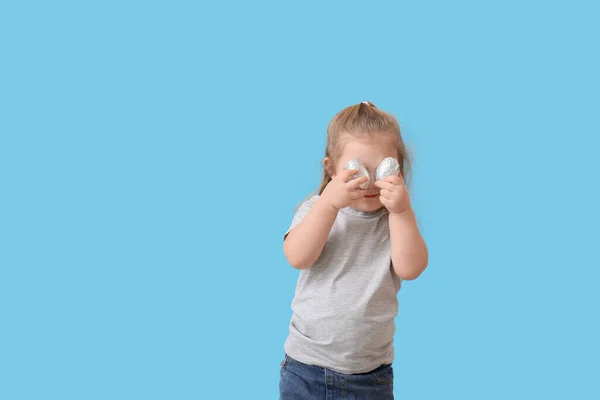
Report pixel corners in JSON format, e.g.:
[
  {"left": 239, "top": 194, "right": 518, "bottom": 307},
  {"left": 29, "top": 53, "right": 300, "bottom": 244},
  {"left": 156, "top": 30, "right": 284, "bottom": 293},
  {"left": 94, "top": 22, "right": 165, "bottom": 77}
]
[
  {"left": 345, "top": 158, "right": 370, "bottom": 189},
  {"left": 375, "top": 157, "right": 400, "bottom": 181}
]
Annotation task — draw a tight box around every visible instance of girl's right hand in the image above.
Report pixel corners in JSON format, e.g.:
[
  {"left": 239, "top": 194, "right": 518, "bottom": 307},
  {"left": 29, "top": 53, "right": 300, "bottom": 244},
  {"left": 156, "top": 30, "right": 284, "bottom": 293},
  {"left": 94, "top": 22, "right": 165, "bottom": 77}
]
[{"left": 321, "top": 169, "right": 368, "bottom": 210}]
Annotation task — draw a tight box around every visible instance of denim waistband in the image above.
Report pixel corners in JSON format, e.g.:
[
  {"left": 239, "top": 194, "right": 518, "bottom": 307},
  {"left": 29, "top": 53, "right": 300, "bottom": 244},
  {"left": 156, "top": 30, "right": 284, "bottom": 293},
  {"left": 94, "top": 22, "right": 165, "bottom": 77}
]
[{"left": 284, "top": 353, "right": 392, "bottom": 375}]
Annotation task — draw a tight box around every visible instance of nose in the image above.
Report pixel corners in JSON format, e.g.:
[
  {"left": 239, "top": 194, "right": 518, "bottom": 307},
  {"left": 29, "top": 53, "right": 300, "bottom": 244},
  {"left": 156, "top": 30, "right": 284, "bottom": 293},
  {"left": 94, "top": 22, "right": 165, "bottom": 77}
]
[
  {"left": 365, "top": 173, "right": 379, "bottom": 195},
  {"left": 367, "top": 171, "right": 377, "bottom": 188}
]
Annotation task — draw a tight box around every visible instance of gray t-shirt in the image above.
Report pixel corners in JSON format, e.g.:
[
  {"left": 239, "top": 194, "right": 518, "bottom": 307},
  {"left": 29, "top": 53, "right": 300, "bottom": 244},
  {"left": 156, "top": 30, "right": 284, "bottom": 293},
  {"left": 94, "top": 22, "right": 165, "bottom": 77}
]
[{"left": 283, "top": 195, "right": 402, "bottom": 374}]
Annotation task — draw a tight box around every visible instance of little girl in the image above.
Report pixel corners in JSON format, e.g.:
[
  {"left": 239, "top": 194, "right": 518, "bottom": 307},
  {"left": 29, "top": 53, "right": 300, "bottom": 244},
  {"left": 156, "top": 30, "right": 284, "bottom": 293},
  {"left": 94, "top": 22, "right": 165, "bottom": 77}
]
[{"left": 279, "top": 101, "right": 428, "bottom": 400}]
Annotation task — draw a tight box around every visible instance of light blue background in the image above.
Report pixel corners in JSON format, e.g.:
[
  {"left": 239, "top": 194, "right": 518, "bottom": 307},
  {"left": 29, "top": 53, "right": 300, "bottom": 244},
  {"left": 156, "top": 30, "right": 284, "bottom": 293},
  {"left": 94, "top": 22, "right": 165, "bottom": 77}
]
[{"left": 1, "top": 1, "right": 599, "bottom": 399}]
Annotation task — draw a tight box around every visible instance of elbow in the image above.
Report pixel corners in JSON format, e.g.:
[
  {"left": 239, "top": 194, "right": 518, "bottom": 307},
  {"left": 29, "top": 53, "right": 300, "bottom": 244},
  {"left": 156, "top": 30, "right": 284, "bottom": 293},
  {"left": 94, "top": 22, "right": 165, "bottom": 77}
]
[
  {"left": 288, "top": 259, "right": 312, "bottom": 270},
  {"left": 286, "top": 255, "right": 312, "bottom": 270},
  {"left": 284, "top": 241, "right": 313, "bottom": 270},
  {"left": 393, "top": 258, "right": 428, "bottom": 281},
  {"left": 397, "top": 269, "right": 423, "bottom": 281}
]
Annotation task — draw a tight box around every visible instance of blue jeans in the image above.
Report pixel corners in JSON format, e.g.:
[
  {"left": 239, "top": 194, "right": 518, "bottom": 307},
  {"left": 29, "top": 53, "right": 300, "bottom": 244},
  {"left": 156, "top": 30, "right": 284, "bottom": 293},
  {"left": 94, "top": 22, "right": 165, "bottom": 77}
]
[{"left": 279, "top": 354, "right": 394, "bottom": 400}]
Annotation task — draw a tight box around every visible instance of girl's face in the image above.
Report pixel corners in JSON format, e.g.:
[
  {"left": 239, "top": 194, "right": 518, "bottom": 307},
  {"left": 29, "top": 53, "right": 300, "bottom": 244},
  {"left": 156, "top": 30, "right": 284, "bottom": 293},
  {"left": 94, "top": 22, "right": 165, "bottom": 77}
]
[{"left": 327, "top": 135, "right": 399, "bottom": 213}]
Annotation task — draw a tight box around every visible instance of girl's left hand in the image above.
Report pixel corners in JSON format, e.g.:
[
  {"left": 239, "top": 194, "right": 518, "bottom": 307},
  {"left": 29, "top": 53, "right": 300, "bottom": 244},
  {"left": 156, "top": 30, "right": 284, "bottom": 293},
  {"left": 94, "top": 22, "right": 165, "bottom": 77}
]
[{"left": 374, "top": 175, "right": 410, "bottom": 214}]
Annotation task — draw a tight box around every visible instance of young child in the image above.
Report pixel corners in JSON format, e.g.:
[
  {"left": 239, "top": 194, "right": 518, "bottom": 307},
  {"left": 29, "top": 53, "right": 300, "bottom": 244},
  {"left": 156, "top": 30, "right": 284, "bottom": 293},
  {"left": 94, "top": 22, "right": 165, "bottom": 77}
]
[{"left": 279, "top": 101, "right": 428, "bottom": 400}]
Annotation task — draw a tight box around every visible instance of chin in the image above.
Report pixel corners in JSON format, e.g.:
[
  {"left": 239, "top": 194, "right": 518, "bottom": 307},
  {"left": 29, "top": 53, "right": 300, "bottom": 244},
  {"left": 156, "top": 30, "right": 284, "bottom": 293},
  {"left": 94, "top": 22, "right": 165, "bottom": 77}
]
[{"left": 353, "top": 197, "right": 384, "bottom": 213}]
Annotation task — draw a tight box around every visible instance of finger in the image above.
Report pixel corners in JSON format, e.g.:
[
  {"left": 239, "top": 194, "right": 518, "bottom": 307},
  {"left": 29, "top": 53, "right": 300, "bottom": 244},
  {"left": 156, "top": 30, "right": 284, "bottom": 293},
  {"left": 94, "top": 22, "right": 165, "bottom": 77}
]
[
  {"left": 346, "top": 175, "right": 369, "bottom": 189},
  {"left": 340, "top": 168, "right": 359, "bottom": 180},
  {"left": 379, "top": 195, "right": 391, "bottom": 208},
  {"left": 374, "top": 180, "right": 396, "bottom": 191},
  {"left": 384, "top": 175, "right": 404, "bottom": 185},
  {"left": 379, "top": 188, "right": 393, "bottom": 199},
  {"left": 350, "top": 190, "right": 366, "bottom": 200}
]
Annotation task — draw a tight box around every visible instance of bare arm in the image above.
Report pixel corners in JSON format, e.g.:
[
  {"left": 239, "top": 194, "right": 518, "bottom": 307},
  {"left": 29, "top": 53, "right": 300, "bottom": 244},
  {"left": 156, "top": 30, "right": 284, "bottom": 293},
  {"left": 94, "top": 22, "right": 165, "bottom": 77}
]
[
  {"left": 284, "top": 169, "right": 368, "bottom": 270},
  {"left": 283, "top": 197, "right": 339, "bottom": 270},
  {"left": 389, "top": 208, "right": 428, "bottom": 280}
]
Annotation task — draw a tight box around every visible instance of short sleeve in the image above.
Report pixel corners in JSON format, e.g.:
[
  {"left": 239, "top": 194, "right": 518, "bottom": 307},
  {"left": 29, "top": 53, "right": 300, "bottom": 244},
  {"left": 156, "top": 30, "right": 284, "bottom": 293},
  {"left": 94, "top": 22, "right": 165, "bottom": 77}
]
[{"left": 284, "top": 195, "right": 319, "bottom": 240}]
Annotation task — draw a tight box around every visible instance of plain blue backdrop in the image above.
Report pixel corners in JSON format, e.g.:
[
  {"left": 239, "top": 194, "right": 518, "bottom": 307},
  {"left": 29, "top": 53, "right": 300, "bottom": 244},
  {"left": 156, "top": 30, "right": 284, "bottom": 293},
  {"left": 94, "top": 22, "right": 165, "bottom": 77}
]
[{"left": 1, "top": 1, "right": 599, "bottom": 399}]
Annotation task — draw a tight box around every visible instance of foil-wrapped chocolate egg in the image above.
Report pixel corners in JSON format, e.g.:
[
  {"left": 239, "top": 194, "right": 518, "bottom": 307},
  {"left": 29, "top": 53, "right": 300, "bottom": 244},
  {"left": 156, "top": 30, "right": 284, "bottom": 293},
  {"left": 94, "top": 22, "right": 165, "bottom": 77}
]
[
  {"left": 375, "top": 157, "right": 400, "bottom": 181},
  {"left": 345, "top": 158, "right": 370, "bottom": 189}
]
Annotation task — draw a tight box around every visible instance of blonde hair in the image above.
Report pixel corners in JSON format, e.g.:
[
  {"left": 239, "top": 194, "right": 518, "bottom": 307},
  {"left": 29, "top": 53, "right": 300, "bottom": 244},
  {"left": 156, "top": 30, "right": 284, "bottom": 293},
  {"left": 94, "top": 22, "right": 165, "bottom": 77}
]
[{"left": 314, "top": 101, "right": 412, "bottom": 196}]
